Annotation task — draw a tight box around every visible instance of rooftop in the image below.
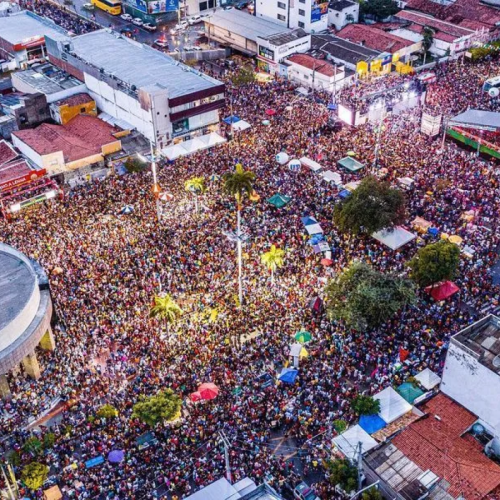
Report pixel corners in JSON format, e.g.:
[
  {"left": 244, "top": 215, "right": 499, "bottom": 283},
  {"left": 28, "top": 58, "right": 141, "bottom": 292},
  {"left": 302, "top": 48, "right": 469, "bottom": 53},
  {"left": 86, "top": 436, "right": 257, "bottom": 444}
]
[
  {"left": 329, "top": 0, "right": 356, "bottom": 10},
  {"left": 0, "top": 159, "right": 35, "bottom": 189},
  {"left": 0, "top": 10, "right": 66, "bottom": 46},
  {"left": 395, "top": 10, "right": 475, "bottom": 38},
  {"left": 14, "top": 63, "right": 82, "bottom": 95},
  {"left": 259, "top": 28, "right": 308, "bottom": 46},
  {"left": 311, "top": 34, "right": 381, "bottom": 65},
  {"left": 0, "top": 139, "right": 18, "bottom": 166},
  {"left": 206, "top": 9, "right": 293, "bottom": 43},
  {"left": 287, "top": 54, "right": 341, "bottom": 77},
  {"left": 61, "top": 30, "right": 222, "bottom": 99},
  {"left": 13, "top": 115, "right": 120, "bottom": 163},
  {"left": 54, "top": 92, "right": 94, "bottom": 107},
  {"left": 336, "top": 24, "right": 414, "bottom": 53}
]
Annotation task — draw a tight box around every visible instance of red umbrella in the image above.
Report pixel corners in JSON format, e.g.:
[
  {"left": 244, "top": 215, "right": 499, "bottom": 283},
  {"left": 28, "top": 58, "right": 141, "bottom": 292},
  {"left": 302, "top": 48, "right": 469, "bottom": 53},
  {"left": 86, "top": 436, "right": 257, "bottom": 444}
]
[
  {"left": 425, "top": 281, "right": 459, "bottom": 301},
  {"left": 198, "top": 382, "right": 219, "bottom": 400},
  {"left": 265, "top": 109, "right": 276, "bottom": 116},
  {"left": 321, "top": 258, "right": 333, "bottom": 266},
  {"left": 190, "top": 391, "right": 202, "bottom": 402}
]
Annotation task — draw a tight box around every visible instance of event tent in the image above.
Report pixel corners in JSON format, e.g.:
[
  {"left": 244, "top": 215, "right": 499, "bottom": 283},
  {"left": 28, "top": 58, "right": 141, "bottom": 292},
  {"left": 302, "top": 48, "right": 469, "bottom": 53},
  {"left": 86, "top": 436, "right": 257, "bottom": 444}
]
[
  {"left": 232, "top": 119, "right": 252, "bottom": 132},
  {"left": 415, "top": 368, "right": 441, "bottom": 390},
  {"left": 300, "top": 157, "right": 322, "bottom": 172},
  {"left": 359, "top": 414, "right": 386, "bottom": 434},
  {"left": 267, "top": 194, "right": 291, "bottom": 208},
  {"left": 397, "top": 382, "right": 424, "bottom": 403},
  {"left": 162, "top": 133, "right": 226, "bottom": 160},
  {"left": 322, "top": 170, "right": 342, "bottom": 185},
  {"left": 223, "top": 115, "right": 241, "bottom": 124},
  {"left": 425, "top": 280, "right": 459, "bottom": 301},
  {"left": 374, "top": 386, "right": 412, "bottom": 424},
  {"left": 301, "top": 216, "right": 317, "bottom": 226},
  {"left": 338, "top": 156, "right": 364, "bottom": 172},
  {"left": 305, "top": 223, "right": 323, "bottom": 235},
  {"left": 372, "top": 226, "right": 416, "bottom": 251},
  {"left": 333, "top": 425, "right": 378, "bottom": 459},
  {"left": 279, "top": 368, "right": 299, "bottom": 384}
]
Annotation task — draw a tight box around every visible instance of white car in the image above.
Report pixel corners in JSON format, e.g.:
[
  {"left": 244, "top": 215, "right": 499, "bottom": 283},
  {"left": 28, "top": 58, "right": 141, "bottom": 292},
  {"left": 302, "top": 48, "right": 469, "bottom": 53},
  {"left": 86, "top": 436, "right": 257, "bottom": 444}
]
[
  {"left": 188, "top": 15, "right": 202, "bottom": 25},
  {"left": 132, "top": 18, "right": 143, "bottom": 26},
  {"left": 143, "top": 23, "right": 157, "bottom": 31},
  {"left": 120, "top": 13, "right": 132, "bottom": 21},
  {"left": 153, "top": 39, "right": 169, "bottom": 48}
]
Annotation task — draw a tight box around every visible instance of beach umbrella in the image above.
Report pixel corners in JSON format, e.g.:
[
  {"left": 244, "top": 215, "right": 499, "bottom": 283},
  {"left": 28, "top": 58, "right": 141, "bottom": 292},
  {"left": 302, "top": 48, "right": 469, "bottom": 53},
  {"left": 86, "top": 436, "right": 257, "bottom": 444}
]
[
  {"left": 265, "top": 108, "right": 276, "bottom": 116},
  {"left": 209, "top": 174, "right": 220, "bottom": 182},
  {"left": 449, "top": 235, "right": 463, "bottom": 245},
  {"left": 267, "top": 193, "right": 291, "bottom": 208},
  {"left": 108, "top": 450, "right": 124, "bottom": 463},
  {"left": 278, "top": 368, "right": 298, "bottom": 384},
  {"left": 294, "top": 330, "right": 312, "bottom": 343},
  {"left": 120, "top": 205, "right": 134, "bottom": 215},
  {"left": 159, "top": 192, "right": 173, "bottom": 202},
  {"left": 262, "top": 120, "right": 270, "bottom": 126},
  {"left": 190, "top": 391, "right": 202, "bottom": 402},
  {"left": 321, "top": 258, "right": 333, "bottom": 267},
  {"left": 198, "top": 382, "right": 219, "bottom": 400},
  {"left": 249, "top": 190, "right": 260, "bottom": 202},
  {"left": 346, "top": 150, "right": 356, "bottom": 156}
]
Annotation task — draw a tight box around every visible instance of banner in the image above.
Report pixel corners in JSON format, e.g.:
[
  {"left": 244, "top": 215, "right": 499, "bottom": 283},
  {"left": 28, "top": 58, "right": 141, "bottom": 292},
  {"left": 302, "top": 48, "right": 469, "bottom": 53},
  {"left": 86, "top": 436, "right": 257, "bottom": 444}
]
[
  {"left": 311, "top": 1, "right": 328, "bottom": 22},
  {"left": 132, "top": 0, "right": 178, "bottom": 13}
]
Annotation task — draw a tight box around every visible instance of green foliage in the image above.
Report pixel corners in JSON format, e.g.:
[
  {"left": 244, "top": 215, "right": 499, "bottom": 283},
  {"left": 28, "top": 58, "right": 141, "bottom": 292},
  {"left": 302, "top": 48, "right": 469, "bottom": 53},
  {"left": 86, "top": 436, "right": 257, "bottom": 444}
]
[
  {"left": 470, "top": 42, "right": 500, "bottom": 61},
  {"left": 352, "top": 395, "right": 381, "bottom": 416},
  {"left": 23, "top": 437, "right": 43, "bottom": 457},
  {"left": 362, "top": 486, "right": 384, "bottom": 500},
  {"left": 408, "top": 240, "right": 460, "bottom": 287},
  {"left": 124, "top": 155, "right": 147, "bottom": 173},
  {"left": 325, "top": 262, "right": 416, "bottom": 330},
  {"left": 231, "top": 66, "right": 255, "bottom": 87},
  {"left": 21, "top": 462, "right": 49, "bottom": 491},
  {"left": 326, "top": 458, "right": 359, "bottom": 492},
  {"left": 42, "top": 433, "right": 56, "bottom": 450},
  {"left": 333, "top": 176, "right": 406, "bottom": 235},
  {"left": 96, "top": 404, "right": 119, "bottom": 419},
  {"left": 223, "top": 163, "right": 255, "bottom": 207},
  {"left": 333, "top": 419, "right": 348, "bottom": 433},
  {"left": 150, "top": 294, "right": 183, "bottom": 328},
  {"left": 132, "top": 389, "right": 182, "bottom": 427},
  {"left": 184, "top": 176, "right": 206, "bottom": 195},
  {"left": 359, "top": 0, "right": 398, "bottom": 20},
  {"left": 63, "top": 425, "right": 73, "bottom": 437},
  {"left": 422, "top": 26, "right": 435, "bottom": 53},
  {"left": 6, "top": 450, "right": 20, "bottom": 466},
  {"left": 261, "top": 245, "right": 285, "bottom": 274}
]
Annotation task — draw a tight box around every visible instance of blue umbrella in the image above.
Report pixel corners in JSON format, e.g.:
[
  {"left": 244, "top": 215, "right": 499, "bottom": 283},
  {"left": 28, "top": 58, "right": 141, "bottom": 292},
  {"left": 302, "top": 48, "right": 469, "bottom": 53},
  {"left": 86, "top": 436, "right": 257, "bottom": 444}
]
[
  {"left": 279, "top": 368, "right": 299, "bottom": 384},
  {"left": 338, "top": 190, "right": 351, "bottom": 199},
  {"left": 108, "top": 450, "right": 125, "bottom": 463},
  {"left": 223, "top": 115, "right": 241, "bottom": 124},
  {"left": 120, "top": 205, "right": 134, "bottom": 215}
]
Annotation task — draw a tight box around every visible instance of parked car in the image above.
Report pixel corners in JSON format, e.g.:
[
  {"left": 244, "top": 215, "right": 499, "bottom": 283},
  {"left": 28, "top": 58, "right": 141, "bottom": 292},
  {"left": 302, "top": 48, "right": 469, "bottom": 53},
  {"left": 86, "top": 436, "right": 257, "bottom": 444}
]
[
  {"left": 132, "top": 18, "right": 143, "bottom": 26},
  {"left": 188, "top": 15, "right": 202, "bottom": 25},
  {"left": 223, "top": 5, "right": 233, "bottom": 9},
  {"left": 120, "top": 13, "right": 132, "bottom": 20},
  {"left": 120, "top": 27, "right": 134, "bottom": 37},
  {"left": 143, "top": 23, "right": 156, "bottom": 31},
  {"left": 235, "top": 0, "right": 249, "bottom": 9},
  {"left": 293, "top": 482, "right": 320, "bottom": 500},
  {"left": 153, "top": 38, "right": 169, "bottom": 48},
  {"left": 81, "top": 3, "right": 95, "bottom": 10}
]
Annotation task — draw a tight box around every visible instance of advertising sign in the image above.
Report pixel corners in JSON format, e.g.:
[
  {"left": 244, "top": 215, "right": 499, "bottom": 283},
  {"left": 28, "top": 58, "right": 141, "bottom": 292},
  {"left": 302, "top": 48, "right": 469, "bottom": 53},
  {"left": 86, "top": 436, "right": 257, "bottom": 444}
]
[
  {"left": 132, "top": 0, "right": 177, "bottom": 14},
  {"left": 311, "top": 1, "right": 328, "bottom": 23}
]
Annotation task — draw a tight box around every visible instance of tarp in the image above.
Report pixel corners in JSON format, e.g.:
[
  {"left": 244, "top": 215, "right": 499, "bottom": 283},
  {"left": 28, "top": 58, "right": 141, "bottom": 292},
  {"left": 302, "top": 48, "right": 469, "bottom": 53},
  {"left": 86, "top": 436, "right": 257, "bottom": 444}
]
[
  {"left": 337, "top": 156, "right": 364, "bottom": 172},
  {"left": 359, "top": 414, "right": 386, "bottom": 434},
  {"left": 162, "top": 133, "right": 226, "bottom": 160},
  {"left": 322, "top": 170, "right": 342, "bottom": 185},
  {"left": 397, "top": 382, "right": 424, "bottom": 403},
  {"left": 305, "top": 223, "right": 323, "bottom": 235},
  {"left": 333, "top": 425, "right": 378, "bottom": 459},
  {"left": 372, "top": 226, "right": 416, "bottom": 251},
  {"left": 300, "top": 156, "right": 322, "bottom": 172},
  {"left": 85, "top": 456, "right": 104, "bottom": 468},
  {"left": 374, "top": 386, "right": 412, "bottom": 424},
  {"left": 279, "top": 367, "right": 299, "bottom": 384},
  {"left": 267, "top": 193, "right": 291, "bottom": 208},
  {"left": 414, "top": 367, "right": 441, "bottom": 390},
  {"left": 232, "top": 119, "right": 251, "bottom": 132},
  {"left": 223, "top": 115, "right": 241, "bottom": 124},
  {"left": 425, "top": 280, "right": 459, "bottom": 301}
]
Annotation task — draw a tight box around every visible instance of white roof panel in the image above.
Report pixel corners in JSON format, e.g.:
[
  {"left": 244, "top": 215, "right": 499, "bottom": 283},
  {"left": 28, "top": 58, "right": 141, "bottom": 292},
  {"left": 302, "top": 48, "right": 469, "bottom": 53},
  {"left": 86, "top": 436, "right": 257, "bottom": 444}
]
[
  {"left": 333, "top": 425, "right": 378, "bottom": 459},
  {"left": 374, "top": 386, "right": 412, "bottom": 424}
]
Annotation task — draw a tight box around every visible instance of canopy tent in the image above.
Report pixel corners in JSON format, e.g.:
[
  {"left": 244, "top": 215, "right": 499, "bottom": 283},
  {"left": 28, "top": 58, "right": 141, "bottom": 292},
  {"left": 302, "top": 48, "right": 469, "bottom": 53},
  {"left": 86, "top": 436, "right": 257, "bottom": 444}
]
[
  {"left": 359, "top": 414, "right": 386, "bottom": 435},
  {"left": 162, "top": 133, "right": 226, "bottom": 160},
  {"left": 449, "top": 109, "right": 500, "bottom": 132},
  {"left": 412, "top": 216, "right": 432, "bottom": 232},
  {"left": 337, "top": 156, "right": 365, "bottom": 173},
  {"left": 398, "top": 177, "right": 415, "bottom": 189},
  {"left": 305, "top": 223, "right": 323, "bottom": 235},
  {"left": 374, "top": 386, "right": 412, "bottom": 424},
  {"left": 333, "top": 425, "right": 378, "bottom": 460},
  {"left": 344, "top": 181, "right": 360, "bottom": 192},
  {"left": 44, "top": 486, "right": 62, "bottom": 500},
  {"left": 425, "top": 280, "right": 459, "bottom": 301},
  {"left": 397, "top": 382, "right": 424, "bottom": 403},
  {"left": 372, "top": 226, "right": 416, "bottom": 251},
  {"left": 414, "top": 367, "right": 441, "bottom": 390},
  {"left": 267, "top": 193, "right": 291, "bottom": 208},
  {"left": 301, "top": 216, "right": 317, "bottom": 226},
  {"left": 223, "top": 115, "right": 241, "bottom": 124},
  {"left": 300, "top": 157, "right": 322, "bottom": 172},
  {"left": 232, "top": 119, "right": 252, "bottom": 132},
  {"left": 322, "top": 170, "right": 343, "bottom": 185},
  {"left": 279, "top": 367, "right": 299, "bottom": 384},
  {"left": 120, "top": 205, "right": 134, "bottom": 215}
]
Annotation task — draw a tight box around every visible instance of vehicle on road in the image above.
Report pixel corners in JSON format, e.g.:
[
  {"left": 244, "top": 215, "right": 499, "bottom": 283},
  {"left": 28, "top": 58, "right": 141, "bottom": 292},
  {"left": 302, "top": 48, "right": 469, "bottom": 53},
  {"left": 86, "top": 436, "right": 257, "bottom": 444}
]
[
  {"left": 120, "top": 27, "right": 134, "bottom": 37},
  {"left": 293, "top": 482, "right": 320, "bottom": 500},
  {"left": 235, "top": 0, "right": 249, "bottom": 9},
  {"left": 188, "top": 15, "right": 202, "bottom": 25},
  {"left": 81, "top": 3, "right": 95, "bottom": 10},
  {"left": 91, "top": 0, "right": 122, "bottom": 15},
  {"left": 153, "top": 38, "right": 169, "bottom": 48},
  {"left": 120, "top": 12, "right": 132, "bottom": 20},
  {"left": 143, "top": 22, "right": 156, "bottom": 31},
  {"left": 132, "top": 17, "right": 143, "bottom": 26}
]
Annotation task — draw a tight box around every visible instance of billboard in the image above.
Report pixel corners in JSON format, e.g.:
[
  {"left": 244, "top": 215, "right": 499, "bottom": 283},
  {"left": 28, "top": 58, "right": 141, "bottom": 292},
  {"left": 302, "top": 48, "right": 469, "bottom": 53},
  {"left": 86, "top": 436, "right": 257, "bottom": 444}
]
[
  {"left": 311, "top": 1, "right": 328, "bottom": 23},
  {"left": 131, "top": 0, "right": 178, "bottom": 13}
]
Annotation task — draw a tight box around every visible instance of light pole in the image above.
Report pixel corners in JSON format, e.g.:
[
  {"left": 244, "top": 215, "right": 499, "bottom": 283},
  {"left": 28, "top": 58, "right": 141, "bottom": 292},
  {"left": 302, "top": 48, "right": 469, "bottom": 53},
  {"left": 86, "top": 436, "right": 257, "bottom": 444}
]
[{"left": 371, "top": 99, "right": 386, "bottom": 172}]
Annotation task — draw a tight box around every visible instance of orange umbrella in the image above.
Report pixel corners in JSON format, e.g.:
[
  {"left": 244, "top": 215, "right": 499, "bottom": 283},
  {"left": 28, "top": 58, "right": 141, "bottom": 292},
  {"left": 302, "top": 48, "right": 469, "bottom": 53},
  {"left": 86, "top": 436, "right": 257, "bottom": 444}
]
[{"left": 198, "top": 383, "right": 219, "bottom": 400}]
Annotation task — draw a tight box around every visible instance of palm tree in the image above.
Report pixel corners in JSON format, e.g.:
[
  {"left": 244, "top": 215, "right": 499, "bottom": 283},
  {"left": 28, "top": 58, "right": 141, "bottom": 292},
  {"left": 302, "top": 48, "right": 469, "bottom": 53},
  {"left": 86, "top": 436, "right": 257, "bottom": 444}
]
[
  {"left": 261, "top": 245, "right": 285, "bottom": 284},
  {"left": 150, "top": 294, "right": 183, "bottom": 337},
  {"left": 223, "top": 163, "right": 255, "bottom": 306},
  {"left": 184, "top": 176, "right": 206, "bottom": 213}
]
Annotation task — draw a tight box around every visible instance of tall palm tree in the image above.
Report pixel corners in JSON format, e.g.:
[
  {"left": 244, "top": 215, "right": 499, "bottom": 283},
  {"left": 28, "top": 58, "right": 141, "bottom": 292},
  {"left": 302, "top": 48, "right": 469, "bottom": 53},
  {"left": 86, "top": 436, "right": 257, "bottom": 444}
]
[
  {"left": 261, "top": 245, "right": 285, "bottom": 284},
  {"left": 150, "top": 294, "right": 183, "bottom": 336},
  {"left": 223, "top": 163, "right": 255, "bottom": 306},
  {"left": 184, "top": 176, "right": 206, "bottom": 213}
]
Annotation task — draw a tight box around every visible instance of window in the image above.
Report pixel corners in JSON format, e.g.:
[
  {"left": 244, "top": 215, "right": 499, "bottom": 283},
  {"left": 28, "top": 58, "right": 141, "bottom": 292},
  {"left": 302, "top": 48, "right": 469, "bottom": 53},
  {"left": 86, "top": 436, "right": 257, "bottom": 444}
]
[
  {"left": 277, "top": 13, "right": 286, "bottom": 21},
  {"left": 298, "top": 21, "right": 305, "bottom": 28},
  {"left": 277, "top": 1, "right": 286, "bottom": 8},
  {"left": 299, "top": 0, "right": 305, "bottom": 2},
  {"left": 298, "top": 8, "right": 305, "bottom": 15},
  {"left": 81, "top": 107, "right": 87, "bottom": 112}
]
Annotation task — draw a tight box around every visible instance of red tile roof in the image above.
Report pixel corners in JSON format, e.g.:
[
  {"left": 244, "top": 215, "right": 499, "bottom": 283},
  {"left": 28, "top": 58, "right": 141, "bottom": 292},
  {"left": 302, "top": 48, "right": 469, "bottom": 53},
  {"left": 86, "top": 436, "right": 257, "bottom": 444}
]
[
  {"left": 0, "top": 159, "right": 34, "bottom": 186},
  {"left": 13, "top": 115, "right": 120, "bottom": 163},
  {"left": 392, "top": 394, "right": 500, "bottom": 500},
  {"left": 0, "top": 139, "right": 18, "bottom": 167},
  {"left": 336, "top": 24, "right": 414, "bottom": 53},
  {"left": 287, "top": 54, "right": 339, "bottom": 77},
  {"left": 54, "top": 93, "right": 94, "bottom": 108},
  {"left": 396, "top": 10, "right": 474, "bottom": 38}
]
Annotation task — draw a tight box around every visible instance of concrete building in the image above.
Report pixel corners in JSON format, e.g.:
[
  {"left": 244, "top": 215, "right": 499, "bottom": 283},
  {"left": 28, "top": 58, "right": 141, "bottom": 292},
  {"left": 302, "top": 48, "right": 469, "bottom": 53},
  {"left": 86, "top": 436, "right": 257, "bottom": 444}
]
[
  {"left": 185, "top": 477, "right": 283, "bottom": 499},
  {"left": 184, "top": 0, "right": 216, "bottom": 15},
  {"left": 46, "top": 29, "right": 225, "bottom": 149},
  {"left": 0, "top": 92, "right": 51, "bottom": 134},
  {"left": 0, "top": 11, "right": 67, "bottom": 70},
  {"left": 255, "top": 0, "right": 329, "bottom": 33},
  {"left": 328, "top": 0, "right": 359, "bottom": 31},
  {"left": 49, "top": 93, "right": 97, "bottom": 125},
  {"left": 0, "top": 243, "right": 54, "bottom": 397}
]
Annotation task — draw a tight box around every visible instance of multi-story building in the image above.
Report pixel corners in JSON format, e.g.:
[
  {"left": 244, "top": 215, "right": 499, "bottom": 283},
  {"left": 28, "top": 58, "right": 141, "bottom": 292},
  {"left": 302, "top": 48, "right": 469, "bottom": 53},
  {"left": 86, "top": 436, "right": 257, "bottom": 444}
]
[{"left": 45, "top": 29, "right": 225, "bottom": 149}]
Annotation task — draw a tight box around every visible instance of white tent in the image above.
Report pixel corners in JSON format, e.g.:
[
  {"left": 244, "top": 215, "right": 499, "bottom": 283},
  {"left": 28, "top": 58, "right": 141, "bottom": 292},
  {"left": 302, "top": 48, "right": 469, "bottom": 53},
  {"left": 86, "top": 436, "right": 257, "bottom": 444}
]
[
  {"left": 162, "top": 133, "right": 226, "bottom": 160},
  {"left": 305, "top": 223, "right": 323, "bottom": 235},
  {"left": 374, "top": 386, "right": 412, "bottom": 424},
  {"left": 344, "top": 181, "right": 360, "bottom": 192},
  {"left": 185, "top": 477, "right": 245, "bottom": 499},
  {"left": 232, "top": 120, "right": 252, "bottom": 132},
  {"left": 300, "top": 157, "right": 322, "bottom": 172},
  {"left": 322, "top": 170, "right": 342, "bottom": 185},
  {"left": 372, "top": 226, "right": 416, "bottom": 251},
  {"left": 414, "top": 368, "right": 441, "bottom": 390},
  {"left": 332, "top": 425, "right": 377, "bottom": 460},
  {"left": 162, "top": 143, "right": 185, "bottom": 160}
]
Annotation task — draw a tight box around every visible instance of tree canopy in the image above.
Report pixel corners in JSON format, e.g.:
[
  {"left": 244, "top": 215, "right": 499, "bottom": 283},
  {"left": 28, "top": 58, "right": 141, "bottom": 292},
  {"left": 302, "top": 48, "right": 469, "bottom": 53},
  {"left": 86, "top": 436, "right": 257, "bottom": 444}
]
[
  {"left": 326, "top": 458, "right": 359, "bottom": 493},
  {"left": 150, "top": 294, "right": 183, "bottom": 328},
  {"left": 230, "top": 66, "right": 255, "bottom": 87},
  {"left": 408, "top": 240, "right": 460, "bottom": 287},
  {"left": 261, "top": 245, "right": 285, "bottom": 282},
  {"left": 21, "top": 462, "right": 49, "bottom": 491},
  {"left": 352, "top": 395, "right": 381, "bottom": 416},
  {"left": 360, "top": 0, "right": 399, "bottom": 20},
  {"left": 362, "top": 487, "right": 384, "bottom": 500},
  {"left": 325, "top": 261, "right": 416, "bottom": 330},
  {"left": 96, "top": 404, "right": 119, "bottom": 419},
  {"left": 333, "top": 176, "right": 406, "bottom": 235},
  {"left": 132, "top": 389, "right": 182, "bottom": 427},
  {"left": 223, "top": 163, "right": 255, "bottom": 207}
]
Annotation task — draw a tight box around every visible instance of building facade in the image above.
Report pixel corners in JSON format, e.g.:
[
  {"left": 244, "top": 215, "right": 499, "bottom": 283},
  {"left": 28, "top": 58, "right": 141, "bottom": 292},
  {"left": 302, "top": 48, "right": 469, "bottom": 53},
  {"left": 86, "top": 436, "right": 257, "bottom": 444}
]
[{"left": 328, "top": 0, "right": 359, "bottom": 31}]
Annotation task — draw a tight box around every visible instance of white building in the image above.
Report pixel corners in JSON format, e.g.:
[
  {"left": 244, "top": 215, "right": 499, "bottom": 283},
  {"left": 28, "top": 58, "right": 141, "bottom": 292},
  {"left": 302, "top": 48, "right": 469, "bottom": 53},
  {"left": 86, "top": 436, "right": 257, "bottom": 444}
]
[
  {"left": 441, "top": 315, "right": 500, "bottom": 446},
  {"left": 45, "top": 30, "right": 225, "bottom": 149},
  {"left": 328, "top": 0, "right": 359, "bottom": 31},
  {"left": 255, "top": 0, "right": 329, "bottom": 34}
]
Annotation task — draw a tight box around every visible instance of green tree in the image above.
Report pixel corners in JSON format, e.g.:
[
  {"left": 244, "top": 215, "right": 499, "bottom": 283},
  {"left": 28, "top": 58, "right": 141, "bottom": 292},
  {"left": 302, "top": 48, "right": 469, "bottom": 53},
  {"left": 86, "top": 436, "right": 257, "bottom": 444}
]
[
  {"left": 408, "top": 240, "right": 460, "bottom": 288},
  {"left": 6, "top": 450, "right": 20, "bottom": 466},
  {"left": 360, "top": 0, "right": 398, "bottom": 20},
  {"left": 333, "top": 176, "right": 406, "bottom": 235},
  {"left": 230, "top": 66, "right": 255, "bottom": 87},
  {"left": 23, "top": 437, "right": 43, "bottom": 457},
  {"left": 42, "top": 433, "right": 56, "bottom": 450},
  {"left": 333, "top": 419, "right": 348, "bottom": 433},
  {"left": 325, "top": 262, "right": 416, "bottom": 331},
  {"left": 131, "top": 389, "right": 182, "bottom": 427},
  {"left": 96, "top": 404, "right": 119, "bottom": 419},
  {"left": 185, "top": 176, "right": 206, "bottom": 213},
  {"left": 352, "top": 395, "right": 381, "bottom": 415},
  {"left": 422, "top": 26, "right": 435, "bottom": 54},
  {"left": 261, "top": 244, "right": 285, "bottom": 284},
  {"left": 223, "top": 163, "right": 256, "bottom": 306},
  {"left": 326, "top": 458, "right": 359, "bottom": 492},
  {"left": 150, "top": 294, "right": 183, "bottom": 336},
  {"left": 362, "top": 487, "right": 384, "bottom": 500},
  {"left": 21, "top": 462, "right": 49, "bottom": 491},
  {"left": 124, "top": 155, "right": 147, "bottom": 173}
]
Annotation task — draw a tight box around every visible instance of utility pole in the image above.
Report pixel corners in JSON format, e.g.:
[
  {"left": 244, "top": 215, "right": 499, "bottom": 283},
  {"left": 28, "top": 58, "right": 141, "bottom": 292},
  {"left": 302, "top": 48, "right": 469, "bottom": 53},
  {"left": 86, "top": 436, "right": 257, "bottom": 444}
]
[
  {"left": 1, "top": 464, "right": 15, "bottom": 500},
  {"left": 356, "top": 441, "right": 364, "bottom": 492},
  {"left": 219, "top": 431, "right": 232, "bottom": 483}
]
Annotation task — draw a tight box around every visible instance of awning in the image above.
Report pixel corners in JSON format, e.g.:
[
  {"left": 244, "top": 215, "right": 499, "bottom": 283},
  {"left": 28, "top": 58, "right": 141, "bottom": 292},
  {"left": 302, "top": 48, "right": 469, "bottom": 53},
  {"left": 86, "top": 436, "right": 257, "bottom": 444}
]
[
  {"left": 374, "top": 386, "right": 412, "bottom": 424},
  {"left": 232, "top": 119, "right": 251, "bottom": 132},
  {"left": 338, "top": 156, "right": 365, "bottom": 172},
  {"left": 98, "top": 112, "right": 134, "bottom": 131},
  {"left": 372, "top": 226, "right": 416, "bottom": 251},
  {"left": 397, "top": 382, "right": 424, "bottom": 403},
  {"left": 322, "top": 170, "right": 342, "bottom": 185},
  {"left": 162, "top": 133, "right": 226, "bottom": 160},
  {"left": 414, "top": 368, "right": 441, "bottom": 390},
  {"left": 333, "top": 425, "right": 378, "bottom": 459},
  {"left": 300, "top": 157, "right": 322, "bottom": 172}
]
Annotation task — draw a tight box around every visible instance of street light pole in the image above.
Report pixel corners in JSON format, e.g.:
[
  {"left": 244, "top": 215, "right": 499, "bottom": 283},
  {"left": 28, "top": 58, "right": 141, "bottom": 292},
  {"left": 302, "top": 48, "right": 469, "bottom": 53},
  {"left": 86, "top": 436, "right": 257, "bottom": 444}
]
[{"left": 372, "top": 101, "right": 385, "bottom": 172}]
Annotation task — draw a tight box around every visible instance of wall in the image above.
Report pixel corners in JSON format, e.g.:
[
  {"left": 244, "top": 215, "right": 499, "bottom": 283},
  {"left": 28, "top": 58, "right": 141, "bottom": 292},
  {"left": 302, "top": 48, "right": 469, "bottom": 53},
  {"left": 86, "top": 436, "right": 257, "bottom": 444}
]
[
  {"left": 11, "top": 134, "right": 46, "bottom": 169},
  {"left": 207, "top": 23, "right": 257, "bottom": 53},
  {"left": 56, "top": 99, "right": 97, "bottom": 125},
  {"left": 328, "top": 4, "right": 359, "bottom": 31},
  {"left": 286, "top": 61, "right": 347, "bottom": 93},
  {"left": 65, "top": 152, "right": 105, "bottom": 171},
  {"left": 441, "top": 341, "right": 500, "bottom": 437},
  {"left": 255, "top": 0, "right": 289, "bottom": 26}
]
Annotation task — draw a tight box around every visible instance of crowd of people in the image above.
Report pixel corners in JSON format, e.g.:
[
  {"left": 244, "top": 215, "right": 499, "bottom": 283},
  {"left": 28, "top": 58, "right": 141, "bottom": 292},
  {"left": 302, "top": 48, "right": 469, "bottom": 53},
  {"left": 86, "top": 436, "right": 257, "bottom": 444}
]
[{"left": 0, "top": 50, "right": 500, "bottom": 499}]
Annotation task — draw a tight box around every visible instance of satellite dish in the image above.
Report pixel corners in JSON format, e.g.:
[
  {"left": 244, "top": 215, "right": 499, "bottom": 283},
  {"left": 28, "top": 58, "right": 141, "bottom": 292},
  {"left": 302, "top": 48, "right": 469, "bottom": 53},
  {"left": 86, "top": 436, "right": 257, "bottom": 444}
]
[{"left": 489, "top": 87, "right": 500, "bottom": 98}]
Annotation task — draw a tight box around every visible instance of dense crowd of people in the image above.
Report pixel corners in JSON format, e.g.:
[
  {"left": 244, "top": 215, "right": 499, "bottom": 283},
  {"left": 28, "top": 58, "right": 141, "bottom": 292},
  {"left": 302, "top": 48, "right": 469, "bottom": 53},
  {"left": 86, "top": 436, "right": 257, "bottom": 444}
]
[{"left": 0, "top": 49, "right": 500, "bottom": 499}]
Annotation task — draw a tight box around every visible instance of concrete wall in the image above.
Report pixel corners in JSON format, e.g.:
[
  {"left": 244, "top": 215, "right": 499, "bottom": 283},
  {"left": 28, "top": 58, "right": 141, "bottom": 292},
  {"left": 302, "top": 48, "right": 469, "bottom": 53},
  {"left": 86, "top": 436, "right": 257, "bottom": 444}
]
[{"left": 328, "top": 4, "right": 359, "bottom": 31}]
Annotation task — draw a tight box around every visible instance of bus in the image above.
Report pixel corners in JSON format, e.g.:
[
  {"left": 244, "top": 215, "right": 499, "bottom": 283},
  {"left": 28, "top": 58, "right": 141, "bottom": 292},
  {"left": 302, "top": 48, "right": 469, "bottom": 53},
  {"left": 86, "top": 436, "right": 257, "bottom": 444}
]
[
  {"left": 90, "top": 0, "right": 122, "bottom": 15},
  {"left": 483, "top": 75, "right": 500, "bottom": 93}
]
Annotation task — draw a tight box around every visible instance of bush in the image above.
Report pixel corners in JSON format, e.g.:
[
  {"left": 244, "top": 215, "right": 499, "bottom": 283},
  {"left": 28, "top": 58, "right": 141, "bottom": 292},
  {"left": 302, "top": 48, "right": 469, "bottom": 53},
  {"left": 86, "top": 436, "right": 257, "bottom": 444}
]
[
  {"left": 352, "top": 395, "right": 381, "bottom": 416},
  {"left": 21, "top": 462, "right": 49, "bottom": 491},
  {"left": 132, "top": 389, "right": 182, "bottom": 427},
  {"left": 23, "top": 437, "right": 43, "bottom": 457},
  {"left": 333, "top": 419, "right": 348, "bottom": 433},
  {"left": 96, "top": 404, "right": 118, "bottom": 419},
  {"left": 326, "top": 458, "right": 359, "bottom": 492},
  {"left": 42, "top": 433, "right": 56, "bottom": 450}
]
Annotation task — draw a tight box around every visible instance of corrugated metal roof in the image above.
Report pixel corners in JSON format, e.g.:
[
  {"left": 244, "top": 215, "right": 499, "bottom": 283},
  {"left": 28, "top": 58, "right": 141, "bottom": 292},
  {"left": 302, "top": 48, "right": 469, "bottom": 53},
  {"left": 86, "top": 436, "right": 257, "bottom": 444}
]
[{"left": 0, "top": 11, "right": 66, "bottom": 45}]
